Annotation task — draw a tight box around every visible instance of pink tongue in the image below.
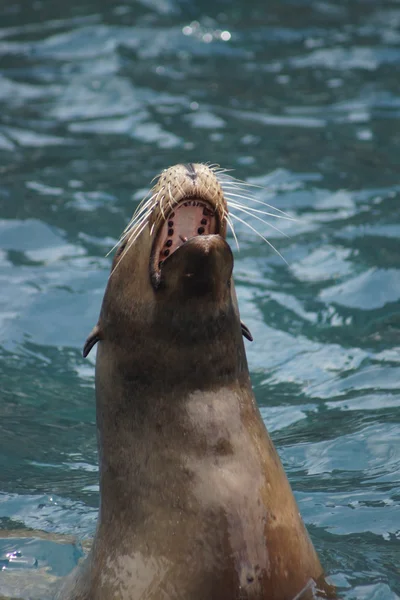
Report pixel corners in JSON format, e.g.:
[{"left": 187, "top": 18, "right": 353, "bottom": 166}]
[{"left": 157, "top": 201, "right": 217, "bottom": 268}]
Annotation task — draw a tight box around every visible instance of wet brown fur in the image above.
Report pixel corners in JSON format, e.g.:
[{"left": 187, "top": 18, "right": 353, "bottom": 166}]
[{"left": 57, "top": 164, "right": 333, "bottom": 600}]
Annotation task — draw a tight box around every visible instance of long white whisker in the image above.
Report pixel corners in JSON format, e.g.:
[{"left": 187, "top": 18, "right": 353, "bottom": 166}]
[
  {"left": 213, "top": 168, "right": 235, "bottom": 176},
  {"left": 207, "top": 163, "right": 223, "bottom": 171},
  {"left": 221, "top": 184, "right": 270, "bottom": 195},
  {"left": 127, "top": 189, "right": 156, "bottom": 216},
  {"left": 229, "top": 213, "right": 288, "bottom": 265},
  {"left": 227, "top": 199, "right": 296, "bottom": 222},
  {"left": 228, "top": 203, "right": 290, "bottom": 238},
  {"left": 218, "top": 174, "right": 264, "bottom": 189},
  {"left": 106, "top": 210, "right": 151, "bottom": 257},
  {"left": 106, "top": 240, "right": 122, "bottom": 258},
  {"left": 150, "top": 173, "right": 161, "bottom": 184},
  {"left": 219, "top": 180, "right": 260, "bottom": 189},
  {"left": 127, "top": 218, "right": 149, "bottom": 245},
  {"left": 113, "top": 203, "right": 153, "bottom": 242},
  {"left": 223, "top": 190, "right": 292, "bottom": 218},
  {"left": 107, "top": 211, "right": 151, "bottom": 257},
  {"left": 109, "top": 220, "right": 148, "bottom": 278},
  {"left": 175, "top": 178, "right": 185, "bottom": 203},
  {"left": 131, "top": 189, "right": 152, "bottom": 212},
  {"left": 121, "top": 194, "right": 157, "bottom": 235},
  {"left": 123, "top": 204, "right": 154, "bottom": 235},
  {"left": 225, "top": 213, "right": 240, "bottom": 251}
]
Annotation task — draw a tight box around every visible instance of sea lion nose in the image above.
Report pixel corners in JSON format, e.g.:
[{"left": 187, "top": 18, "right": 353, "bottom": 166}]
[{"left": 183, "top": 163, "right": 198, "bottom": 182}]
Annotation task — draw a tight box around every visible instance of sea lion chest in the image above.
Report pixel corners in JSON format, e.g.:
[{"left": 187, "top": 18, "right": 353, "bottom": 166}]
[{"left": 88, "top": 388, "right": 306, "bottom": 600}]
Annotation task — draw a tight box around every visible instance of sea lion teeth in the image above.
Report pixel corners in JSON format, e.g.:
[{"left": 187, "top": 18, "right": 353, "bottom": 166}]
[{"left": 203, "top": 207, "right": 215, "bottom": 217}]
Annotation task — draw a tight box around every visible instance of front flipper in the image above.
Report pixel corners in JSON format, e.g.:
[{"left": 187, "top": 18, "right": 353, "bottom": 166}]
[
  {"left": 83, "top": 324, "right": 103, "bottom": 358},
  {"left": 241, "top": 321, "right": 253, "bottom": 342}
]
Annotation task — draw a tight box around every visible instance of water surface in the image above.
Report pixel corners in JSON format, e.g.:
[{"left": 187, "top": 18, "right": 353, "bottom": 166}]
[{"left": 0, "top": 0, "right": 399, "bottom": 598}]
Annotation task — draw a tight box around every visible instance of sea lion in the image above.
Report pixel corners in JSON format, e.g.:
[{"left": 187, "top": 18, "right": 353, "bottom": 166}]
[{"left": 57, "top": 163, "right": 332, "bottom": 600}]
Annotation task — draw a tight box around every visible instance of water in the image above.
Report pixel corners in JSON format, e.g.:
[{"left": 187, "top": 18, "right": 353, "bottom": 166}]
[{"left": 0, "top": 0, "right": 399, "bottom": 598}]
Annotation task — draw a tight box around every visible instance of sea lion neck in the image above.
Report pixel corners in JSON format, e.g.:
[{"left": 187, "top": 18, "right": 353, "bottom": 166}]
[
  {"left": 94, "top": 284, "right": 251, "bottom": 522},
  {"left": 94, "top": 324, "right": 252, "bottom": 527},
  {"left": 98, "top": 232, "right": 240, "bottom": 382},
  {"left": 97, "top": 278, "right": 249, "bottom": 402}
]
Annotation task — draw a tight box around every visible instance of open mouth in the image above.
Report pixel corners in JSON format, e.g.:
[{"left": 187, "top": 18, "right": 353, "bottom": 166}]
[{"left": 151, "top": 197, "right": 220, "bottom": 275}]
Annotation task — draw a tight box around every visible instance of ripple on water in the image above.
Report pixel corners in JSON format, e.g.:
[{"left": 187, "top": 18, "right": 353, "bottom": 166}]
[{"left": 0, "top": 1, "right": 399, "bottom": 598}]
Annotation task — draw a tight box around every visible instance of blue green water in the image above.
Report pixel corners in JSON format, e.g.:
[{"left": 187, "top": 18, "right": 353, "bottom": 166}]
[{"left": 0, "top": 1, "right": 399, "bottom": 598}]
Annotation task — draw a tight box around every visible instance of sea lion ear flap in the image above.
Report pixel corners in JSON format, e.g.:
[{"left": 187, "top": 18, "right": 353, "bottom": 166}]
[
  {"left": 83, "top": 324, "right": 103, "bottom": 358},
  {"left": 241, "top": 321, "right": 253, "bottom": 342}
]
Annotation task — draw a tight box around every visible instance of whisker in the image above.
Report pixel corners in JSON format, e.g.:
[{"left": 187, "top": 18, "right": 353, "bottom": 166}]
[
  {"left": 220, "top": 182, "right": 266, "bottom": 193},
  {"left": 207, "top": 163, "right": 222, "bottom": 171},
  {"left": 106, "top": 241, "right": 121, "bottom": 258},
  {"left": 121, "top": 194, "right": 157, "bottom": 235},
  {"left": 123, "top": 205, "right": 154, "bottom": 235},
  {"left": 229, "top": 213, "right": 288, "bottom": 265},
  {"left": 225, "top": 213, "right": 240, "bottom": 251},
  {"left": 120, "top": 206, "right": 154, "bottom": 239},
  {"left": 211, "top": 167, "right": 235, "bottom": 175},
  {"left": 223, "top": 190, "right": 293, "bottom": 218},
  {"left": 227, "top": 199, "right": 296, "bottom": 222},
  {"left": 175, "top": 178, "right": 185, "bottom": 203},
  {"left": 106, "top": 214, "right": 150, "bottom": 257},
  {"left": 109, "top": 220, "right": 148, "bottom": 278},
  {"left": 217, "top": 174, "right": 264, "bottom": 189},
  {"left": 107, "top": 210, "right": 152, "bottom": 257},
  {"left": 130, "top": 189, "right": 152, "bottom": 213},
  {"left": 150, "top": 173, "right": 161, "bottom": 184},
  {"left": 228, "top": 202, "right": 290, "bottom": 238},
  {"left": 127, "top": 189, "right": 156, "bottom": 215},
  {"left": 109, "top": 165, "right": 292, "bottom": 268},
  {"left": 107, "top": 193, "right": 157, "bottom": 258},
  {"left": 126, "top": 217, "right": 149, "bottom": 244},
  {"left": 219, "top": 180, "right": 258, "bottom": 189}
]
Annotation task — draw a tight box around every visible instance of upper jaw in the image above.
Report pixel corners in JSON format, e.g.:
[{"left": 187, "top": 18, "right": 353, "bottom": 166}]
[{"left": 150, "top": 196, "right": 224, "bottom": 287}]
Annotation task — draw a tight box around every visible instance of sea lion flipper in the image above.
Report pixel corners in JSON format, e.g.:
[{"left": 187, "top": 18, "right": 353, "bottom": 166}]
[
  {"left": 241, "top": 321, "right": 253, "bottom": 342},
  {"left": 83, "top": 324, "right": 103, "bottom": 358}
]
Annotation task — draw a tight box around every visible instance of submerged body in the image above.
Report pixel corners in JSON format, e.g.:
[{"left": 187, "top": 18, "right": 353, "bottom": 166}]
[{"left": 58, "top": 164, "right": 331, "bottom": 600}]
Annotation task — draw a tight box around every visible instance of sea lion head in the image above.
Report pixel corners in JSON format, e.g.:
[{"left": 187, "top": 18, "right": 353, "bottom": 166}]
[{"left": 83, "top": 163, "right": 249, "bottom": 359}]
